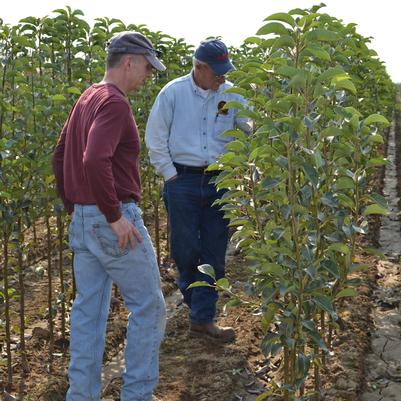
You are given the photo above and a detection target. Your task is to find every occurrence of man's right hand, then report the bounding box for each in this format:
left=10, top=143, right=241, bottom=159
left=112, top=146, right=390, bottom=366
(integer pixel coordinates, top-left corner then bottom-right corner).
left=110, top=216, right=142, bottom=250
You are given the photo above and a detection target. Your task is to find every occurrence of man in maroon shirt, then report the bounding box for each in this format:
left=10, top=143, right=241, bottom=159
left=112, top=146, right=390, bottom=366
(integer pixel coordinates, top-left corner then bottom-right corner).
left=53, top=32, right=166, bottom=401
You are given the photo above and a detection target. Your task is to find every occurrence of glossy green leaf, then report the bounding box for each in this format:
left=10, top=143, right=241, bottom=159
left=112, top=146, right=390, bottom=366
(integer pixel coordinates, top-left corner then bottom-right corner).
left=327, top=243, right=350, bottom=254
left=332, top=77, right=357, bottom=95
left=276, top=65, right=299, bottom=78
left=318, top=66, right=346, bottom=82
left=363, top=204, right=389, bottom=216
left=306, top=29, right=339, bottom=42
left=321, top=126, right=343, bottom=138
left=52, top=94, right=67, bottom=101
left=223, top=100, right=245, bottom=110
left=265, top=12, right=296, bottom=27
left=257, top=22, right=289, bottom=36
left=364, top=114, right=390, bottom=126
left=187, top=281, right=213, bottom=289
left=216, top=278, right=230, bottom=290
left=197, top=264, right=216, bottom=279
left=335, top=176, right=355, bottom=190
left=313, top=295, right=335, bottom=315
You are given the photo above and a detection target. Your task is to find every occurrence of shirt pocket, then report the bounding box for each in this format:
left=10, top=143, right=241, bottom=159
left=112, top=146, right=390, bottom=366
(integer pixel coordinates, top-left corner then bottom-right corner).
left=214, top=114, right=234, bottom=143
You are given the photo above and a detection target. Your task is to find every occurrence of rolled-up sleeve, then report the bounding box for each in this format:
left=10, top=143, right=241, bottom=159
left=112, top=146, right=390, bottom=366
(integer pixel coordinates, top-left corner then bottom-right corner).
left=235, top=96, right=253, bottom=135
left=145, top=91, right=177, bottom=181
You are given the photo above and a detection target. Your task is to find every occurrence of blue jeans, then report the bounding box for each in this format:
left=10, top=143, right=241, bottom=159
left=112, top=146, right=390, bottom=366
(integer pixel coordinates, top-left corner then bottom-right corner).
left=67, top=202, right=166, bottom=401
left=163, top=172, right=229, bottom=324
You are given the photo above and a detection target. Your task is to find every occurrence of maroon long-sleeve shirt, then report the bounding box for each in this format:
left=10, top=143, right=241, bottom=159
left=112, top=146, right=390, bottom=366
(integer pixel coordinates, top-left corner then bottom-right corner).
left=52, top=83, right=141, bottom=223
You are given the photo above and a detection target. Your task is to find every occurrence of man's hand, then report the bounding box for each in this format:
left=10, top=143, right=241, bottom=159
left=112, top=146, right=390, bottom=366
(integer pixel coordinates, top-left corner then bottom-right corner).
left=110, top=216, right=142, bottom=250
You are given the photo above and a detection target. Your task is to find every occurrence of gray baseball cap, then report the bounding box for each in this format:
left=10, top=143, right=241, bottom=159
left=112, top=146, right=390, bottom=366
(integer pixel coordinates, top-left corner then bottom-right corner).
left=107, top=31, right=166, bottom=72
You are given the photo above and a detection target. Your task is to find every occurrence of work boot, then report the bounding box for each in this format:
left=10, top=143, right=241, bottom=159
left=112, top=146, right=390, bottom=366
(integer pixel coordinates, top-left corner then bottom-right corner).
left=189, top=322, right=235, bottom=343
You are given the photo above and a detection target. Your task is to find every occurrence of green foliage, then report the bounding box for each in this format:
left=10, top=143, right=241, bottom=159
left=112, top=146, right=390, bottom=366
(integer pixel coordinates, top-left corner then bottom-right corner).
left=216, top=4, right=396, bottom=399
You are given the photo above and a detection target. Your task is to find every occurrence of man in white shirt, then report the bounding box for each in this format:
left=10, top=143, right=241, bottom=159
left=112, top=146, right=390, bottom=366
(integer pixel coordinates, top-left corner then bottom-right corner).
left=145, top=39, right=251, bottom=342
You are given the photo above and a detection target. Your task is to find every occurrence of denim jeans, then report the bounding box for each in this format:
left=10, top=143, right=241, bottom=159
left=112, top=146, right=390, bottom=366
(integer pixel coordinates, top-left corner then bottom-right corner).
left=163, top=172, right=229, bottom=324
left=67, top=202, right=166, bottom=401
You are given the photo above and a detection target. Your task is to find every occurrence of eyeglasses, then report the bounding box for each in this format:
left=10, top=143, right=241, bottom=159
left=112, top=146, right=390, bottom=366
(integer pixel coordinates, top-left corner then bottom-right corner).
left=213, top=73, right=225, bottom=80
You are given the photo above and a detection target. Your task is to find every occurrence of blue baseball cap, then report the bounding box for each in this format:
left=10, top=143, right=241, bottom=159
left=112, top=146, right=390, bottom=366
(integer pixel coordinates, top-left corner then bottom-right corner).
left=194, top=39, right=235, bottom=76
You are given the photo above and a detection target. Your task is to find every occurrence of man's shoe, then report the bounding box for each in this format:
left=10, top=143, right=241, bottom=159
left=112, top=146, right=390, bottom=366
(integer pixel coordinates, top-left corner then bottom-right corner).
left=189, top=322, right=235, bottom=343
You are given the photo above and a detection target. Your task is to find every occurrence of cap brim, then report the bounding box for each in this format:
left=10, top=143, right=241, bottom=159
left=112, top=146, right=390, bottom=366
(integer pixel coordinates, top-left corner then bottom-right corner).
left=210, top=60, right=235, bottom=76
left=145, top=54, right=166, bottom=72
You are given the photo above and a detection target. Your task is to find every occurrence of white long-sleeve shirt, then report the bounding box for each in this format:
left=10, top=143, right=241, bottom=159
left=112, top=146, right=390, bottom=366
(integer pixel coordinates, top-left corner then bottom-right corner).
left=145, top=72, right=252, bottom=181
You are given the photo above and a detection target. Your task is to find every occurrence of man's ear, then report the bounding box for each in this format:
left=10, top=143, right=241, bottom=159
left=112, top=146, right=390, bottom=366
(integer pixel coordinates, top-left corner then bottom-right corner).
left=124, top=54, right=134, bottom=69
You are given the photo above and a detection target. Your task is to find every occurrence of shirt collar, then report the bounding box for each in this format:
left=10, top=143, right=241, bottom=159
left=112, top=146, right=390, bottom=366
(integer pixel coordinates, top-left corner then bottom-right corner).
left=189, top=70, right=225, bottom=96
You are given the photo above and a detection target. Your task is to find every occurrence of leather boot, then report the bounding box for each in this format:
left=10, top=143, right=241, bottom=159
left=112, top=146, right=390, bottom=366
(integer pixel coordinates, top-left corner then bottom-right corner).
left=189, top=322, right=235, bottom=343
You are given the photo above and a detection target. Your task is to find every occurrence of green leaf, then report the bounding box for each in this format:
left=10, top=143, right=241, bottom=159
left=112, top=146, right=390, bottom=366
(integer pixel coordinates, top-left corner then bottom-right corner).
left=302, top=320, right=316, bottom=332
left=368, top=193, right=388, bottom=209
left=318, top=66, right=346, bottom=82
left=288, top=72, right=306, bottom=90
left=276, top=65, right=299, bottom=78
left=368, top=134, right=384, bottom=144
left=197, top=264, right=216, bottom=279
left=364, top=114, right=390, bottom=126
left=327, top=243, right=350, bottom=254
left=332, top=77, right=357, bottom=95
left=257, top=22, right=289, bottom=36
left=225, top=298, right=242, bottom=308
left=244, top=36, right=263, bottom=45
left=363, top=204, right=389, bottom=216
left=220, top=128, right=247, bottom=140
left=67, top=86, right=82, bottom=95
left=261, top=177, right=282, bottom=190
left=306, top=29, right=339, bottom=42
left=52, top=94, right=67, bottom=102
left=216, top=278, right=230, bottom=290
left=367, top=157, right=390, bottom=167
left=309, top=330, right=329, bottom=352
left=261, top=263, right=285, bottom=277
left=343, top=107, right=363, bottom=117
left=321, top=260, right=341, bottom=279
left=302, top=163, right=319, bottom=187
left=236, top=109, right=260, bottom=120
left=225, top=140, right=246, bottom=153
left=187, top=281, right=213, bottom=289
left=313, top=295, right=335, bottom=315
left=224, top=87, right=248, bottom=97
left=321, top=126, right=343, bottom=138
left=264, top=13, right=296, bottom=28
left=223, top=100, right=245, bottom=110
left=301, top=45, right=331, bottom=61
left=272, top=35, right=295, bottom=50
left=255, top=393, right=271, bottom=401
left=296, top=353, right=311, bottom=378
left=12, top=35, right=35, bottom=48
left=335, top=176, right=355, bottom=190
left=335, top=288, right=358, bottom=299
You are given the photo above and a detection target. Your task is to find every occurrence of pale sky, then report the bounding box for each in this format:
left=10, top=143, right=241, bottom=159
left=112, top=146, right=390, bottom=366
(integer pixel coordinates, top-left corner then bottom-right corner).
left=2, top=0, right=400, bottom=82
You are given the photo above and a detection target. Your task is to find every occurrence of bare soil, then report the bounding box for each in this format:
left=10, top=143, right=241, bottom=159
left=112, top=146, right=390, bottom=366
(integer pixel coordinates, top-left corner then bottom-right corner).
left=1, top=243, right=381, bottom=401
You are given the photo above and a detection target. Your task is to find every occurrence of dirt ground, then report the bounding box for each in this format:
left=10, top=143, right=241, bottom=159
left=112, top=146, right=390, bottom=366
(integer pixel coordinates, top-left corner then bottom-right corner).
left=1, top=242, right=381, bottom=401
